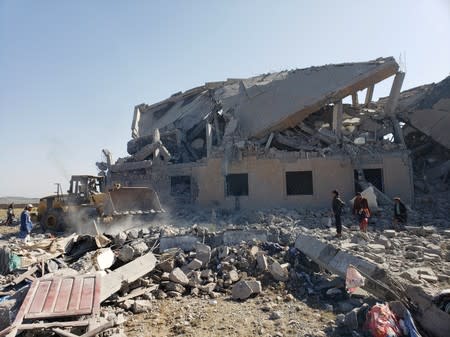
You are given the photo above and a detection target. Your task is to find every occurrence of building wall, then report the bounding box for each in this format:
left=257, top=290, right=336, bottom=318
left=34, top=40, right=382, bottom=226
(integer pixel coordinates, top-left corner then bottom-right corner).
left=117, top=151, right=413, bottom=210
left=382, top=152, right=413, bottom=205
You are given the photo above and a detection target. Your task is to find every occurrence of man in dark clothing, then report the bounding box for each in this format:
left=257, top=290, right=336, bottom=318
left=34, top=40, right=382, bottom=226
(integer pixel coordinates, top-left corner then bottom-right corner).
left=332, top=190, right=345, bottom=237
left=393, top=197, right=407, bottom=230
left=6, top=203, right=15, bottom=225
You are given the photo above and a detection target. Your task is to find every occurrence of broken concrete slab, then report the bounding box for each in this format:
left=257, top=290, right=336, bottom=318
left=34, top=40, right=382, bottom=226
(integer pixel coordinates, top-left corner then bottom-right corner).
left=100, top=252, right=157, bottom=302
left=159, top=235, right=199, bottom=252
left=194, top=243, right=211, bottom=267
left=222, top=230, right=268, bottom=245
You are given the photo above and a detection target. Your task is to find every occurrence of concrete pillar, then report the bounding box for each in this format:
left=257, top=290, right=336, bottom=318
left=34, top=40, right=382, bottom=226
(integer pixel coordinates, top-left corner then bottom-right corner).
left=213, top=114, right=222, bottom=144
left=364, top=84, right=375, bottom=106
left=332, top=100, right=343, bottom=141
left=384, top=72, right=405, bottom=116
left=206, top=123, right=213, bottom=157
left=131, top=107, right=141, bottom=139
left=264, top=132, right=274, bottom=153
left=351, top=93, right=359, bottom=107
left=153, top=128, right=160, bottom=142
left=384, top=72, right=406, bottom=145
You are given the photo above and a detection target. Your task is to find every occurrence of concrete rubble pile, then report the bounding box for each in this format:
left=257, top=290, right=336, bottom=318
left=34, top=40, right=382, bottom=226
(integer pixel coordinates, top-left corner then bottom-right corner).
left=0, top=204, right=449, bottom=336
left=0, top=223, right=303, bottom=337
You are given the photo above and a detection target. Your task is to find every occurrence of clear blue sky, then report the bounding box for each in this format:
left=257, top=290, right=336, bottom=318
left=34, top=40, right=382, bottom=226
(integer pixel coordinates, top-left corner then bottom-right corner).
left=1, top=0, right=449, bottom=197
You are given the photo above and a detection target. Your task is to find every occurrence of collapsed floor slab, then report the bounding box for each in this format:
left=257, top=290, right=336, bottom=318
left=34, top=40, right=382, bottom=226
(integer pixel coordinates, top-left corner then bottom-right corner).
left=294, top=233, right=450, bottom=337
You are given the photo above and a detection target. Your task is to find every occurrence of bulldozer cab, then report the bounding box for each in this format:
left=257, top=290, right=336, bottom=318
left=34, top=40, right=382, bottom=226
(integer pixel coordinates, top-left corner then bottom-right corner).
left=68, top=175, right=105, bottom=204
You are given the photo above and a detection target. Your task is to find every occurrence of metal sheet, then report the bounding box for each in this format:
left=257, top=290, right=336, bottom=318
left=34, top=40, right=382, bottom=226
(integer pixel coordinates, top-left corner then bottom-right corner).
left=20, top=274, right=100, bottom=320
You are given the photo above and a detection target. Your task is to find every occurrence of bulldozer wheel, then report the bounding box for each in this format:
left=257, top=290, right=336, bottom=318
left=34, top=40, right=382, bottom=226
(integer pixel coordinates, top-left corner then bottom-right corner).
left=40, top=210, right=64, bottom=232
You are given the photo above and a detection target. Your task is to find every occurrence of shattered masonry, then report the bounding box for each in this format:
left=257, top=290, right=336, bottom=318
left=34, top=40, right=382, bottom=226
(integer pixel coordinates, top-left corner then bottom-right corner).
left=96, top=57, right=447, bottom=210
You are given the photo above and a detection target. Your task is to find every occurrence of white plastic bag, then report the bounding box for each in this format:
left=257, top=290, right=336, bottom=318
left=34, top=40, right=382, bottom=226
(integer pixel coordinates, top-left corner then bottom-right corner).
left=346, top=266, right=365, bottom=293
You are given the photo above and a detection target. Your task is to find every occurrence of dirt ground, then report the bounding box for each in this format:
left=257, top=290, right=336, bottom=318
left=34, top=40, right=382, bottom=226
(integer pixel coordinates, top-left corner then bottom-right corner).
left=0, top=208, right=22, bottom=237
left=124, top=288, right=336, bottom=337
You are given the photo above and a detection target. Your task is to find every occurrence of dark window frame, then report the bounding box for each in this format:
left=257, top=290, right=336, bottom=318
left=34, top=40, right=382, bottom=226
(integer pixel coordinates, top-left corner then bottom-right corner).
left=354, top=168, right=384, bottom=193
left=225, top=173, right=249, bottom=197
left=170, top=175, right=191, bottom=197
left=285, top=171, right=314, bottom=195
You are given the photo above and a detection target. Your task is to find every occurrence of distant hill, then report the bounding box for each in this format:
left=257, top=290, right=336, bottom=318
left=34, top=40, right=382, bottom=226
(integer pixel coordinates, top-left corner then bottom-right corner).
left=0, top=196, right=40, bottom=205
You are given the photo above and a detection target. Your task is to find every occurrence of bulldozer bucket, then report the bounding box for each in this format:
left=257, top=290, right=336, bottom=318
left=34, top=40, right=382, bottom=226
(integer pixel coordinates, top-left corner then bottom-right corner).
left=103, top=187, right=163, bottom=216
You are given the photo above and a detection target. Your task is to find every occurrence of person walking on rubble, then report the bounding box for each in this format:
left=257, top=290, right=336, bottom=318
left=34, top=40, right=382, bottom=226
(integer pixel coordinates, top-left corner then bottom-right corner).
left=393, top=197, right=407, bottom=230
left=353, top=192, right=363, bottom=224
left=358, top=197, right=370, bottom=232
left=19, top=204, right=33, bottom=242
left=5, top=203, right=15, bottom=225
left=331, top=190, right=345, bottom=238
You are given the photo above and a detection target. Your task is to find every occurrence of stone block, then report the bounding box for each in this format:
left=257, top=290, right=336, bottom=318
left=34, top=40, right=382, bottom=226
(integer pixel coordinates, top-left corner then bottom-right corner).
left=256, top=252, right=268, bottom=272
left=118, top=245, right=135, bottom=263
left=231, top=280, right=261, bottom=300
left=132, top=300, right=152, bottom=314
left=169, top=267, right=189, bottom=285
left=187, top=258, right=203, bottom=271
left=159, top=235, right=199, bottom=252
left=195, top=243, right=211, bottom=266
left=269, top=261, right=288, bottom=282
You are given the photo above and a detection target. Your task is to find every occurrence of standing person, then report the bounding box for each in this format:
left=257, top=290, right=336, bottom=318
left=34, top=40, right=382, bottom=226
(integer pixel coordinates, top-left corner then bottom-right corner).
left=353, top=192, right=363, bottom=223
left=331, top=190, right=345, bottom=238
left=20, top=204, right=33, bottom=242
left=358, top=198, right=371, bottom=232
left=393, top=197, right=407, bottom=230
left=6, top=203, right=15, bottom=225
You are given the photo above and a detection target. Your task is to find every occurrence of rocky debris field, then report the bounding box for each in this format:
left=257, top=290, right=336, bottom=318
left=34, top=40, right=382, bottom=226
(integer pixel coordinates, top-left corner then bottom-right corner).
left=0, top=198, right=449, bottom=336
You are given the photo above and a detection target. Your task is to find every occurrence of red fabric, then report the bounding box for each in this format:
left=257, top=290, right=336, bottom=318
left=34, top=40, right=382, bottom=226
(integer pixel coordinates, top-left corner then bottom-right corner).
left=365, top=304, right=402, bottom=337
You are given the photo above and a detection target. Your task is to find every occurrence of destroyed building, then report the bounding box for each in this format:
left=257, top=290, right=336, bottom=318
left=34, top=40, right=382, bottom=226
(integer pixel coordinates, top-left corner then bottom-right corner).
left=98, top=57, right=415, bottom=209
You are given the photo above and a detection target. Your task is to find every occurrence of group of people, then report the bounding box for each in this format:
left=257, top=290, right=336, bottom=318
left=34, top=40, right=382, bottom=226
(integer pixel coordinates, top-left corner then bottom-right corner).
left=331, top=190, right=407, bottom=238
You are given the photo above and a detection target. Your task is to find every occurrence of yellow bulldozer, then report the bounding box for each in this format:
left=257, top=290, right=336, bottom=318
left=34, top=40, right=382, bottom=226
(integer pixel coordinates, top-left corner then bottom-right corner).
left=37, top=175, right=163, bottom=232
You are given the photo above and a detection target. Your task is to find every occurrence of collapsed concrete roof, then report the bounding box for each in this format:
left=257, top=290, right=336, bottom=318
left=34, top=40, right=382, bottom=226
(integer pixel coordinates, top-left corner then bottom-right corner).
left=388, top=76, right=450, bottom=149
left=132, top=57, right=399, bottom=141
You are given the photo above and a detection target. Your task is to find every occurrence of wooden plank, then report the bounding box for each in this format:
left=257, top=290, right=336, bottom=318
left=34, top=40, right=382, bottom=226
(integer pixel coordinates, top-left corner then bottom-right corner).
left=19, top=321, right=88, bottom=330
left=42, top=278, right=61, bottom=313
left=52, top=328, right=79, bottom=337
left=28, top=280, right=51, bottom=313
left=66, top=277, right=82, bottom=312
left=12, top=281, right=39, bottom=324
left=81, top=320, right=114, bottom=337
left=100, top=252, right=156, bottom=302
left=56, top=278, right=75, bottom=313
left=12, top=266, right=38, bottom=286
left=79, top=277, right=95, bottom=310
